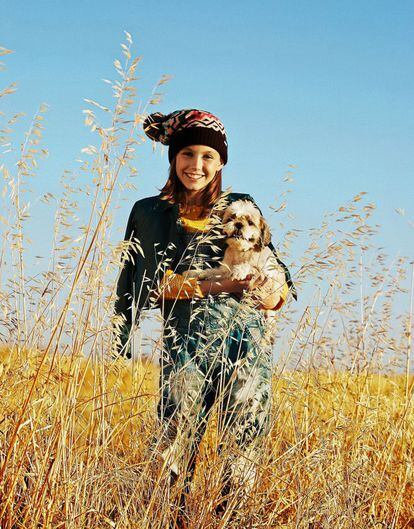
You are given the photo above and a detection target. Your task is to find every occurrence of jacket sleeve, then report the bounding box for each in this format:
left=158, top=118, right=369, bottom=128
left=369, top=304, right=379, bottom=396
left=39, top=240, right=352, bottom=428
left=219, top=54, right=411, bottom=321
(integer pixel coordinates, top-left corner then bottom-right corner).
left=157, top=269, right=205, bottom=300
left=245, top=194, right=297, bottom=303
left=113, top=201, right=142, bottom=356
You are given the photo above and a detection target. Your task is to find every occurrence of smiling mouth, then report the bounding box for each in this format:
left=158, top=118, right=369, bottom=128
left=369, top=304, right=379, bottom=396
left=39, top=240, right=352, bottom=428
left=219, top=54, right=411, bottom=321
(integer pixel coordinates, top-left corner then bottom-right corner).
left=185, top=173, right=204, bottom=180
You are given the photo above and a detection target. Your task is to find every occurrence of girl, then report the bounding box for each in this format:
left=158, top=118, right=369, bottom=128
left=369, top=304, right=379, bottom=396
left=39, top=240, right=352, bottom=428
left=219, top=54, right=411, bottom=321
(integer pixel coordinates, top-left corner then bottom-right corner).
left=114, top=109, right=295, bottom=517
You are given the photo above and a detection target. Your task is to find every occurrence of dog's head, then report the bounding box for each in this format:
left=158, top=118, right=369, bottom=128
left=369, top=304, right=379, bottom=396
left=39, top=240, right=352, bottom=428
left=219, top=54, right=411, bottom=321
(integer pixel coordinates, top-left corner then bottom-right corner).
left=222, top=199, right=271, bottom=251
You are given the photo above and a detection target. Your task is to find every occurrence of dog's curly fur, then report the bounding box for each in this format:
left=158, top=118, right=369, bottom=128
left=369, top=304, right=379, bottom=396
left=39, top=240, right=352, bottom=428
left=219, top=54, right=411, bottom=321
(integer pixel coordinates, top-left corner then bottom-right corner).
left=185, top=199, right=285, bottom=294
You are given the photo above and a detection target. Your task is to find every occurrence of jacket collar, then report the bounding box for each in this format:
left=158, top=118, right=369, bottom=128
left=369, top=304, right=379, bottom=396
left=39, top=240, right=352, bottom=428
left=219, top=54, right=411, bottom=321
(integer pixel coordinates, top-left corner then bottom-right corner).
left=154, top=190, right=241, bottom=212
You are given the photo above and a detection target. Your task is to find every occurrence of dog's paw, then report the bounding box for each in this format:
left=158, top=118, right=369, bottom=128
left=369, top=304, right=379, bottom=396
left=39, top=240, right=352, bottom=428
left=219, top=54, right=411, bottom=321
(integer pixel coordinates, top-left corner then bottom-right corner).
left=183, top=269, right=218, bottom=281
left=182, top=269, right=201, bottom=279
left=195, top=265, right=232, bottom=282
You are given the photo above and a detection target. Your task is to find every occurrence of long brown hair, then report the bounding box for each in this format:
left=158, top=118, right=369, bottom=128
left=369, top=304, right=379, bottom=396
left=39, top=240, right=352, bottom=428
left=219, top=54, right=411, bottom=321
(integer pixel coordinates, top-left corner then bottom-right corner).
left=159, top=156, right=223, bottom=218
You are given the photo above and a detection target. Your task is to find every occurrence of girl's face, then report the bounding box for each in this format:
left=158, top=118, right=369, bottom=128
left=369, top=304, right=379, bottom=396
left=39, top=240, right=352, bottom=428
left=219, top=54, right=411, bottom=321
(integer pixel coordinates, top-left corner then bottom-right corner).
left=175, top=145, right=224, bottom=195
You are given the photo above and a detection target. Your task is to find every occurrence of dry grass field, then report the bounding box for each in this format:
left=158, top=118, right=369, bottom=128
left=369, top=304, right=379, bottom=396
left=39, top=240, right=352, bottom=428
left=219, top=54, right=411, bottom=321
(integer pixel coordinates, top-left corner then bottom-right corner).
left=0, top=347, right=413, bottom=528
left=1, top=37, right=413, bottom=528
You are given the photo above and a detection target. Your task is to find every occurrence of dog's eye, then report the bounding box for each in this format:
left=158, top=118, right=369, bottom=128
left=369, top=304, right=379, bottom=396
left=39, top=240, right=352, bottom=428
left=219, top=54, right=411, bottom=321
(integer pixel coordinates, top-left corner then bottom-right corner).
left=248, top=220, right=254, bottom=226
left=228, top=214, right=236, bottom=221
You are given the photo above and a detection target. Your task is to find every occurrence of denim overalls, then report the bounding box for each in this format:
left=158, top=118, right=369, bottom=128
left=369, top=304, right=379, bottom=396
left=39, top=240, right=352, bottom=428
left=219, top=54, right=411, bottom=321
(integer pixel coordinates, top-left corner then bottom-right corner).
left=157, top=214, right=272, bottom=489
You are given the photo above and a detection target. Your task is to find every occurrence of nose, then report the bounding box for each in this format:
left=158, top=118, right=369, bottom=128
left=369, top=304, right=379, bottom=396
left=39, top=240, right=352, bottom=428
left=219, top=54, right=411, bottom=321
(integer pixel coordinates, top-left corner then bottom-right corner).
left=190, top=155, right=203, bottom=171
left=235, top=221, right=243, bottom=229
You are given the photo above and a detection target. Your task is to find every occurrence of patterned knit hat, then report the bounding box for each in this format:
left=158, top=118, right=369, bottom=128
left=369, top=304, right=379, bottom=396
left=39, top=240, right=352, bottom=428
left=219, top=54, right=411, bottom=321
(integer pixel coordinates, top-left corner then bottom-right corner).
left=143, top=109, right=228, bottom=164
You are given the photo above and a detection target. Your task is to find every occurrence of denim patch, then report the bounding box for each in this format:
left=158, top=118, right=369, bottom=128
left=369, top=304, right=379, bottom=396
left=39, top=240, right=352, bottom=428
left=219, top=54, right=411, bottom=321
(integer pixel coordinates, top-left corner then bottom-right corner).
left=157, top=295, right=272, bottom=484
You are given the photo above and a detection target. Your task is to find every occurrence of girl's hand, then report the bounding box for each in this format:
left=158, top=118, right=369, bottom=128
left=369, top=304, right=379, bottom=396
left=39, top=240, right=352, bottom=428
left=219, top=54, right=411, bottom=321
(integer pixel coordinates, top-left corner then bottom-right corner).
left=226, top=274, right=282, bottom=309
left=231, top=274, right=268, bottom=294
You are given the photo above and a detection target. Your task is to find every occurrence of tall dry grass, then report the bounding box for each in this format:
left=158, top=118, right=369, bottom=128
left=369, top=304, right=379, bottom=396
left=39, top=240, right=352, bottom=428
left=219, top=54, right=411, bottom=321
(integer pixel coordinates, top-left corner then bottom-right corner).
left=0, top=37, right=413, bottom=528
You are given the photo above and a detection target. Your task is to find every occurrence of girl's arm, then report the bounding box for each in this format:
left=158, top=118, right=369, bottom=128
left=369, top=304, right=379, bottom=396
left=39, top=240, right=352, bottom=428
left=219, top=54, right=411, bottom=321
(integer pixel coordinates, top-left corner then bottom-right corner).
left=199, top=275, right=289, bottom=310
left=197, top=278, right=251, bottom=297
left=157, top=271, right=288, bottom=309
left=248, top=276, right=289, bottom=310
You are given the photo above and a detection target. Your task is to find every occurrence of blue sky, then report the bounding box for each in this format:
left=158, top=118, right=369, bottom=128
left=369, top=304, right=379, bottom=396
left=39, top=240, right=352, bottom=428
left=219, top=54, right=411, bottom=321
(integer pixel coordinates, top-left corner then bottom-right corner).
left=2, top=0, right=414, bottom=267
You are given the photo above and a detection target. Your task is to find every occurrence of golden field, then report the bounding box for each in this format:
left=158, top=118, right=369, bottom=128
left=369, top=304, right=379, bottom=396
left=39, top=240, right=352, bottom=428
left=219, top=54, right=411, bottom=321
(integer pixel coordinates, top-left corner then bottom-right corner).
left=1, top=346, right=413, bottom=528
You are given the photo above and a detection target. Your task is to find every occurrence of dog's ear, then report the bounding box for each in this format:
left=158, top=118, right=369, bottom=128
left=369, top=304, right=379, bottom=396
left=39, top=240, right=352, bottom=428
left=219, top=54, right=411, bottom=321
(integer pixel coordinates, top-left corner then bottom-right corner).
left=260, top=218, right=272, bottom=247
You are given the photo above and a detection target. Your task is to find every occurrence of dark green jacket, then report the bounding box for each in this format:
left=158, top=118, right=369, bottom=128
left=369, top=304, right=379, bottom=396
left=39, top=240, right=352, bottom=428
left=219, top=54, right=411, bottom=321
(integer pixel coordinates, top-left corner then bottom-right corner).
left=114, top=192, right=296, bottom=351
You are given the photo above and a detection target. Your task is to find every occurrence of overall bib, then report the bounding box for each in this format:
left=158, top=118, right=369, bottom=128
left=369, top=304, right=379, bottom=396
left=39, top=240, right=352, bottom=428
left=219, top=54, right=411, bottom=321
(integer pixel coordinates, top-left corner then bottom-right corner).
left=157, top=216, right=272, bottom=492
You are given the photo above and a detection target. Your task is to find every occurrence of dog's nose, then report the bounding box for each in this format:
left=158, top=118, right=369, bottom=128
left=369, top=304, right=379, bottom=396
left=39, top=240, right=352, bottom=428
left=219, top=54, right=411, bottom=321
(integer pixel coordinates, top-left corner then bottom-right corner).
left=235, top=222, right=243, bottom=229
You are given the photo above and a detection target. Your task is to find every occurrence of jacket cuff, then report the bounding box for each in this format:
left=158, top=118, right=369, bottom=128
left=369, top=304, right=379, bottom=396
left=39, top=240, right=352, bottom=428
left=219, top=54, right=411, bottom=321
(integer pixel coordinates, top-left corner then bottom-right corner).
left=268, top=282, right=290, bottom=311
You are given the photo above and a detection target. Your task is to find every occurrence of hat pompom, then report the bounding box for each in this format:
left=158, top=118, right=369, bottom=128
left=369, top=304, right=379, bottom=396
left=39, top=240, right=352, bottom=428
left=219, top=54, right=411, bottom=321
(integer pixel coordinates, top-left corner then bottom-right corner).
left=143, top=112, right=167, bottom=143
left=142, top=108, right=228, bottom=163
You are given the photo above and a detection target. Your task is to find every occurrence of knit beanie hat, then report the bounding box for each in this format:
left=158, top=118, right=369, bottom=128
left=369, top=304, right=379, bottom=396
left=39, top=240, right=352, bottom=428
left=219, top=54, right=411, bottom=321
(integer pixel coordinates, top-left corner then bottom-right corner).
left=143, top=109, right=228, bottom=164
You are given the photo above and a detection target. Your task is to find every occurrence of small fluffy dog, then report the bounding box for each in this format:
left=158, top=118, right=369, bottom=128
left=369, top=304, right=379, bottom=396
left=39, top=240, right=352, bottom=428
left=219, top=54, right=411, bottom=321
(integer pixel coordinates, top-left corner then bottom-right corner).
left=184, top=199, right=286, bottom=299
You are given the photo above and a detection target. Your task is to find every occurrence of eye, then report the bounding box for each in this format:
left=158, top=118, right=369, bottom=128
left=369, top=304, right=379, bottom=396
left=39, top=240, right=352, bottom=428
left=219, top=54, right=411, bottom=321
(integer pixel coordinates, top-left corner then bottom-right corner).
left=248, top=219, right=254, bottom=226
